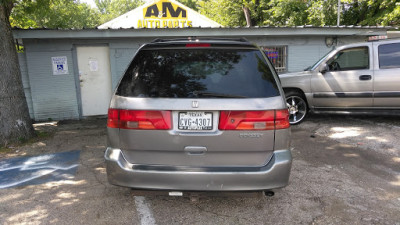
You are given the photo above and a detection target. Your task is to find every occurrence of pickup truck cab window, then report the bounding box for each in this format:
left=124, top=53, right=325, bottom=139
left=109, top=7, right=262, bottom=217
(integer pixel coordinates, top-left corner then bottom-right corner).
left=379, top=43, right=400, bottom=69
left=326, top=47, right=369, bottom=71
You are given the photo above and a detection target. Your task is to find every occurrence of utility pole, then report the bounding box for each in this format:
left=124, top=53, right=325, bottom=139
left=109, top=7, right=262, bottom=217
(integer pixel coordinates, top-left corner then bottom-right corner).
left=337, top=0, right=341, bottom=26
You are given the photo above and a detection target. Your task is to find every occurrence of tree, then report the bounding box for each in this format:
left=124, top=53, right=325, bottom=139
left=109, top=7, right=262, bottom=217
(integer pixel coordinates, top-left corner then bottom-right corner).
left=95, top=0, right=143, bottom=24
left=307, top=0, right=338, bottom=26
left=0, top=0, right=35, bottom=147
left=198, top=0, right=265, bottom=27
left=342, top=0, right=400, bottom=26
left=10, top=0, right=100, bottom=29
left=196, top=0, right=400, bottom=27
left=263, top=0, right=309, bottom=26
left=198, top=0, right=245, bottom=26
left=176, top=0, right=200, bottom=11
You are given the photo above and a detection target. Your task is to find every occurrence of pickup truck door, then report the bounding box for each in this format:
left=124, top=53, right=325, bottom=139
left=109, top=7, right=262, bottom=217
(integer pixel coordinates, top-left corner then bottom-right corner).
left=311, top=45, right=373, bottom=108
left=373, top=41, right=400, bottom=107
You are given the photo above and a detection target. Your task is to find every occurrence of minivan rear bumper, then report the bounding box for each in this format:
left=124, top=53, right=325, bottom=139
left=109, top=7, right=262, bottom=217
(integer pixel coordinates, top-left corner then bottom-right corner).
left=104, top=148, right=292, bottom=191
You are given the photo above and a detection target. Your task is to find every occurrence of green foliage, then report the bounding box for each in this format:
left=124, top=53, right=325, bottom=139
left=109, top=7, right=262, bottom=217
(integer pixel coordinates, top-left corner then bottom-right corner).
left=176, top=0, right=200, bottom=11
left=196, top=0, right=400, bottom=27
left=198, top=0, right=244, bottom=26
left=342, top=0, right=400, bottom=26
left=7, top=0, right=400, bottom=29
left=0, top=130, right=52, bottom=152
left=0, top=146, right=13, bottom=154
left=307, top=0, right=338, bottom=26
left=263, top=0, right=308, bottom=26
left=36, top=130, right=51, bottom=138
left=9, top=0, right=146, bottom=28
left=10, top=0, right=100, bottom=28
left=197, top=0, right=265, bottom=27
left=196, top=0, right=337, bottom=27
left=95, top=0, right=143, bottom=24
left=18, top=137, right=27, bottom=143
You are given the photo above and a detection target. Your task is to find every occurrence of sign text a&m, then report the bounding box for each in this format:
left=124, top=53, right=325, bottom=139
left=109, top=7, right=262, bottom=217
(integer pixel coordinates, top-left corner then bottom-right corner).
left=138, top=0, right=192, bottom=28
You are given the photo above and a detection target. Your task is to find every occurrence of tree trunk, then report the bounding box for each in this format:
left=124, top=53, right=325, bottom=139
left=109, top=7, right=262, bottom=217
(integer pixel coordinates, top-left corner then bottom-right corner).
left=243, top=6, right=252, bottom=27
left=0, top=2, right=35, bottom=147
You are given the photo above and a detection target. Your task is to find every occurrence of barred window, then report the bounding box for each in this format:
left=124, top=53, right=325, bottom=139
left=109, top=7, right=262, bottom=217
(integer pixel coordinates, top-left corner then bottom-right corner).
left=261, top=46, right=288, bottom=73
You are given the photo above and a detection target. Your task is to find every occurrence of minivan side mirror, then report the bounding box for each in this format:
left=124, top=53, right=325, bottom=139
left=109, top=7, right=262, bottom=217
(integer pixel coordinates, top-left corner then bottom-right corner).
left=320, top=63, right=329, bottom=74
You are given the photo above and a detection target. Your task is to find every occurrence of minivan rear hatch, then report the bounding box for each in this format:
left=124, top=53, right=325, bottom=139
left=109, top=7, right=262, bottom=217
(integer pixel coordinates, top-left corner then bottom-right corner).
left=109, top=44, right=288, bottom=167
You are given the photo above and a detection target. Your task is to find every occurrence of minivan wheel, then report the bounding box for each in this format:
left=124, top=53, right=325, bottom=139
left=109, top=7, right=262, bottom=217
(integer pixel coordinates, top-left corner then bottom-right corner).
left=285, top=91, right=308, bottom=125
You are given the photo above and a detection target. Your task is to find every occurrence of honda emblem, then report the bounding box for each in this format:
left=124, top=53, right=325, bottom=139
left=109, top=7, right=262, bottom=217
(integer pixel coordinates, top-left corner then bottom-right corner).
left=192, top=101, right=199, bottom=108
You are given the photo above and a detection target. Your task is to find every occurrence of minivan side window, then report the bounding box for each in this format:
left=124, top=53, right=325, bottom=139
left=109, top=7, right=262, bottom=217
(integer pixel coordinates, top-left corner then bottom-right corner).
left=326, top=47, right=369, bottom=71
left=378, top=43, right=400, bottom=69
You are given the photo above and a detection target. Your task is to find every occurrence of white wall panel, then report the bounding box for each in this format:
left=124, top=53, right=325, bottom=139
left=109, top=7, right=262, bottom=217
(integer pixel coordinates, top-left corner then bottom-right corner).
left=18, top=53, right=34, bottom=119
left=25, top=50, right=79, bottom=121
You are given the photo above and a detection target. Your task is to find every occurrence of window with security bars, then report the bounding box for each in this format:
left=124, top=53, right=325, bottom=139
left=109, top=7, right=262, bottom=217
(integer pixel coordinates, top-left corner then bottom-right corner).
left=261, top=46, right=288, bottom=73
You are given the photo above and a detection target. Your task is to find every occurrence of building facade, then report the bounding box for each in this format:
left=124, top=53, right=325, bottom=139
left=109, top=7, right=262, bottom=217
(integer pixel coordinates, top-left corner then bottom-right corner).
left=13, top=26, right=389, bottom=121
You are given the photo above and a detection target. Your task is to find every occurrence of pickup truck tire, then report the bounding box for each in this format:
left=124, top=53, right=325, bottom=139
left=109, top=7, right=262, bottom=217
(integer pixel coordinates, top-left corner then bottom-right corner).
left=285, top=91, right=308, bottom=125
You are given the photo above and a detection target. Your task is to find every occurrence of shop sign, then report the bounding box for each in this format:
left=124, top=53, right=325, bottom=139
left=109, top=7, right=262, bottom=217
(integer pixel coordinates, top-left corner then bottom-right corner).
left=137, top=0, right=192, bottom=28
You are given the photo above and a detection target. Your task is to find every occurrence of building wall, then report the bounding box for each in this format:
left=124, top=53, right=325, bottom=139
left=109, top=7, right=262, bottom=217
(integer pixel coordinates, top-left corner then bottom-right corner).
left=106, top=36, right=350, bottom=87
left=20, top=34, right=369, bottom=121
left=18, top=53, right=34, bottom=119
left=109, top=40, right=146, bottom=90
left=250, top=36, right=326, bottom=72
left=251, top=36, right=366, bottom=73
left=22, top=38, right=140, bottom=121
left=23, top=39, right=79, bottom=121
left=107, top=36, right=370, bottom=91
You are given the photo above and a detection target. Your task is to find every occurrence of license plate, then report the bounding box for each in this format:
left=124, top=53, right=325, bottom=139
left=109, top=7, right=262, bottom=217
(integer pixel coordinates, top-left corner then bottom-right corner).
left=178, top=112, right=213, bottom=130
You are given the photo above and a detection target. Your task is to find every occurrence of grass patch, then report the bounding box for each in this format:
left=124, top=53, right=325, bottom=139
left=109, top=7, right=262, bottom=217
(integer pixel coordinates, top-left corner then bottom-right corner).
left=27, top=130, right=54, bottom=144
left=0, top=146, right=14, bottom=154
left=36, top=131, right=52, bottom=138
left=0, top=130, right=54, bottom=153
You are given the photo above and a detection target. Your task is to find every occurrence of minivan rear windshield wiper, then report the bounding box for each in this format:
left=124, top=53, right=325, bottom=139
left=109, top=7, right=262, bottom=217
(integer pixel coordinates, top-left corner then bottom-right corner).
left=192, top=91, right=246, bottom=98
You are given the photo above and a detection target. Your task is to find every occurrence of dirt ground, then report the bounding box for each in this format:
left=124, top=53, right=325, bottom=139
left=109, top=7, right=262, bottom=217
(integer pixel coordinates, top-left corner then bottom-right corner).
left=0, top=115, right=399, bottom=225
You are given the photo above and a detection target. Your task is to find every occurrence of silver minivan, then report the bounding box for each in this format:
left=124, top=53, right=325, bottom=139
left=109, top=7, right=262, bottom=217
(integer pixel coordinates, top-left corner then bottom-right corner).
left=280, top=39, right=400, bottom=124
left=105, top=38, right=291, bottom=192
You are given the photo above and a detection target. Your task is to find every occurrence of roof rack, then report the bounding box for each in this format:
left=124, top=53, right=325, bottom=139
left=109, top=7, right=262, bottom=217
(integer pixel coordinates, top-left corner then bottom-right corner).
left=151, top=37, right=249, bottom=43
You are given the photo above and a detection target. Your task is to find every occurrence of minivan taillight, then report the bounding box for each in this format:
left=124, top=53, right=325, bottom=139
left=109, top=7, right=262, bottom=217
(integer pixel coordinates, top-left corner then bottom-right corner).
left=107, top=109, right=171, bottom=130
left=107, top=109, right=120, bottom=128
left=218, top=110, right=290, bottom=130
left=275, top=109, right=291, bottom=130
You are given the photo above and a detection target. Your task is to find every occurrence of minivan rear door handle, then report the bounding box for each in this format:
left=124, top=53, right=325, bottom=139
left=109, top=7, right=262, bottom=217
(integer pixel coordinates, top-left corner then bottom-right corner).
left=184, top=146, right=207, bottom=155
left=359, top=75, right=372, bottom=81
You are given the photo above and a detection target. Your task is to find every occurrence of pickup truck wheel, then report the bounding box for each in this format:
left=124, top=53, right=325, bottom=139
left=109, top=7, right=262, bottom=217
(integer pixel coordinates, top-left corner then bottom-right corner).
left=285, top=91, right=308, bottom=125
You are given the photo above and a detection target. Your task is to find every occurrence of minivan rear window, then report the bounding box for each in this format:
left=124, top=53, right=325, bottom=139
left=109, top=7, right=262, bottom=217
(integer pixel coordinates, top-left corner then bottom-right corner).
left=116, top=48, right=280, bottom=98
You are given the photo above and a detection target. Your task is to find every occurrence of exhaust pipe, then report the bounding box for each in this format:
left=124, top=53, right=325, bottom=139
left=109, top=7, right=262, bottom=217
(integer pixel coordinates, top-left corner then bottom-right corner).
left=264, top=190, right=275, bottom=197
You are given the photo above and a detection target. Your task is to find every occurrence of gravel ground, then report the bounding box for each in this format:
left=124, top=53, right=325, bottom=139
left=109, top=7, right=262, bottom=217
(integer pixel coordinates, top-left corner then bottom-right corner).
left=300, top=114, right=400, bottom=157
left=0, top=115, right=399, bottom=225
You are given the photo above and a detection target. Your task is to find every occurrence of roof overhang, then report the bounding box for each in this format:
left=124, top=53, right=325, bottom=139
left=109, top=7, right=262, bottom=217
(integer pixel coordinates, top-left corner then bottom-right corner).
left=13, top=26, right=391, bottom=40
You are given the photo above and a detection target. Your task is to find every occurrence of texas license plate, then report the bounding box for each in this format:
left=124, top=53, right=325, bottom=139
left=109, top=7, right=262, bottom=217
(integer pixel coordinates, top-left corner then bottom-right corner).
left=178, top=112, right=213, bottom=130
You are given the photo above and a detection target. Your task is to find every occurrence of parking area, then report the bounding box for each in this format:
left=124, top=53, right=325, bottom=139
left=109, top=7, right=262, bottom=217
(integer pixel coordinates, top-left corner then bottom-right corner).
left=0, top=115, right=399, bottom=225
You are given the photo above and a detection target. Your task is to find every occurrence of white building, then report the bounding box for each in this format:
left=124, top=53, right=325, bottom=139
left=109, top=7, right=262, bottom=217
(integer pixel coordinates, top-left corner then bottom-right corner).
left=13, top=0, right=390, bottom=121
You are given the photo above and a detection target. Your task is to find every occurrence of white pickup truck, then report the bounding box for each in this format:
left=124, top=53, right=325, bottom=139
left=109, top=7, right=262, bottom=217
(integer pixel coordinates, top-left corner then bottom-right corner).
left=279, top=38, right=400, bottom=124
